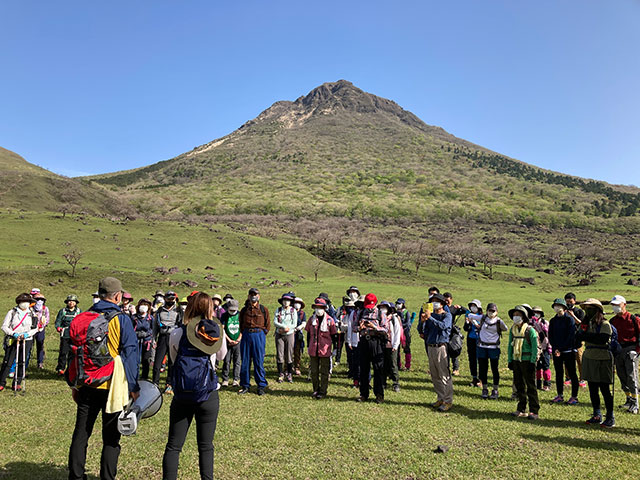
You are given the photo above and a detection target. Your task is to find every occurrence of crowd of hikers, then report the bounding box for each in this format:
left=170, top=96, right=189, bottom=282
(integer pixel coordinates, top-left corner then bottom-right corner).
left=1, top=278, right=638, bottom=479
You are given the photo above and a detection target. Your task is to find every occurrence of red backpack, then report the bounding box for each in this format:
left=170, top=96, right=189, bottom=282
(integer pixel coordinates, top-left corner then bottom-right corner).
left=66, top=310, right=120, bottom=388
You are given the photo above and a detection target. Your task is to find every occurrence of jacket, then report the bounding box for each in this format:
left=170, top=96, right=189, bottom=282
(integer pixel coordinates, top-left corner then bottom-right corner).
left=610, top=311, right=640, bottom=351
left=305, top=313, right=337, bottom=357
left=548, top=313, right=576, bottom=353
left=2, top=307, right=38, bottom=338
left=420, top=311, right=452, bottom=345
left=55, top=306, right=82, bottom=339
left=273, top=306, right=297, bottom=336
left=133, top=313, right=153, bottom=341
left=470, top=314, right=507, bottom=349
left=508, top=323, right=538, bottom=363
left=153, top=304, right=183, bottom=338
left=240, top=301, right=270, bottom=333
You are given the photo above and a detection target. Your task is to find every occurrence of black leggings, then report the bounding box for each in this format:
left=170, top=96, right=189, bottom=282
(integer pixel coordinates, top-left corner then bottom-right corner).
left=588, top=381, right=613, bottom=417
left=553, top=352, right=579, bottom=398
left=467, top=337, right=478, bottom=379
left=478, top=357, right=500, bottom=387
left=162, top=391, right=220, bottom=480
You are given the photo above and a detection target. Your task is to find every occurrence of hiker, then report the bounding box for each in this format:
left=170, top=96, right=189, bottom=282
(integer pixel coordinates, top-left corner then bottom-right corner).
left=346, top=295, right=364, bottom=388
left=531, top=306, right=552, bottom=392
left=548, top=298, right=579, bottom=405
left=152, top=291, right=165, bottom=314
left=54, top=294, right=82, bottom=375
left=222, top=293, right=234, bottom=312
left=463, top=299, right=482, bottom=386
left=419, top=293, right=454, bottom=412
left=292, top=297, right=307, bottom=376
left=305, top=297, right=338, bottom=399
left=609, top=295, right=640, bottom=414
left=178, top=296, right=188, bottom=315
left=356, top=293, right=389, bottom=403
left=152, top=290, right=183, bottom=392
left=578, top=298, right=615, bottom=427
left=395, top=298, right=413, bottom=371
left=30, top=288, right=50, bottom=370
left=381, top=301, right=401, bottom=392
left=162, top=292, right=226, bottom=480
left=212, top=294, right=225, bottom=319
left=469, top=303, right=507, bottom=399
left=333, top=296, right=350, bottom=366
left=67, top=277, right=140, bottom=480
left=444, top=293, right=465, bottom=376
left=0, top=293, right=38, bottom=391
left=507, top=305, right=540, bottom=420
left=418, top=287, right=445, bottom=352
left=91, top=291, right=100, bottom=305
left=220, top=299, right=242, bottom=387
left=273, top=292, right=298, bottom=383
left=565, top=292, right=587, bottom=388
left=238, top=288, right=270, bottom=395
left=133, top=298, right=154, bottom=381
left=121, top=292, right=133, bottom=313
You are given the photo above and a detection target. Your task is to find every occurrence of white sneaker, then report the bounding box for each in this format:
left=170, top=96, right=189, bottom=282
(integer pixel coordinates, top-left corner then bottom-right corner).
left=221, top=380, right=229, bottom=387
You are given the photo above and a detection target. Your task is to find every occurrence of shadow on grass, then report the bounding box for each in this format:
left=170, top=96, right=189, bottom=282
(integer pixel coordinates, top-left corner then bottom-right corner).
left=0, top=462, right=95, bottom=480
left=522, top=433, right=640, bottom=452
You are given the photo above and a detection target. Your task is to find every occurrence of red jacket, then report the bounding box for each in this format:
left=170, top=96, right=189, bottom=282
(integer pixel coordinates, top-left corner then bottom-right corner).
left=610, top=311, right=640, bottom=352
left=305, top=314, right=337, bottom=357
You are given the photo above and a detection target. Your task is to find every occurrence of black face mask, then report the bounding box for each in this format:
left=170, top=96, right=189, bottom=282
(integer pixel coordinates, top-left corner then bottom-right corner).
left=165, top=300, right=175, bottom=307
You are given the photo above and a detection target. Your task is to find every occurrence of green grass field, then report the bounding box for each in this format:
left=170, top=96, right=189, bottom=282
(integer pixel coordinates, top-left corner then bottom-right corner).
left=1, top=212, right=639, bottom=479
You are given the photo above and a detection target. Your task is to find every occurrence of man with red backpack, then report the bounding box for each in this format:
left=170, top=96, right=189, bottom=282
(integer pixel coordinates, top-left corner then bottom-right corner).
left=67, top=277, right=140, bottom=480
left=609, top=295, right=640, bottom=414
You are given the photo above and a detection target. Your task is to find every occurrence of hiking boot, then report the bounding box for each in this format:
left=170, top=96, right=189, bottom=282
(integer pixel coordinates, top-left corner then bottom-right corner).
left=38, top=362, right=44, bottom=369
left=551, top=395, right=564, bottom=404
left=542, top=385, right=551, bottom=392
left=238, top=387, right=250, bottom=395
left=470, top=378, right=481, bottom=387
left=315, top=394, right=325, bottom=400
left=375, top=395, right=384, bottom=404
left=489, top=389, right=499, bottom=400
left=481, top=388, right=489, bottom=399
left=392, top=384, right=400, bottom=393
left=221, top=380, right=229, bottom=387
left=257, top=388, right=266, bottom=396
left=356, top=396, right=367, bottom=403
left=232, top=380, right=240, bottom=387
left=566, top=397, right=579, bottom=406
left=277, top=374, right=284, bottom=383
left=628, top=404, right=639, bottom=415
left=287, top=374, right=293, bottom=383
left=431, top=400, right=444, bottom=409
left=511, top=410, right=527, bottom=417
left=585, top=414, right=602, bottom=425
left=619, top=396, right=633, bottom=410
left=164, top=385, right=173, bottom=395
left=312, top=391, right=318, bottom=398
left=295, top=369, right=301, bottom=376
left=527, top=413, right=539, bottom=420
left=600, top=417, right=615, bottom=429
left=438, top=403, right=453, bottom=412
left=452, top=370, right=460, bottom=377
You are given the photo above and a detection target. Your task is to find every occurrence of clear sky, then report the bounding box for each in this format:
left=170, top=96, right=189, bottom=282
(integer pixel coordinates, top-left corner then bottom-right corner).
left=1, top=1, right=638, bottom=185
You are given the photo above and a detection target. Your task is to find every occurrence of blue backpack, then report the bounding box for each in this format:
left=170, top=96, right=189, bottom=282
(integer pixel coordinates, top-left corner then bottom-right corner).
left=609, top=324, right=622, bottom=357
left=172, top=327, right=216, bottom=402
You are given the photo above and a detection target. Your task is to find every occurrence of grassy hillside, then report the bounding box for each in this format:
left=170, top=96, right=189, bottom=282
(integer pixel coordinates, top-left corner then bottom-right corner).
left=87, top=81, right=640, bottom=230
left=0, top=212, right=640, bottom=479
left=0, top=147, right=134, bottom=216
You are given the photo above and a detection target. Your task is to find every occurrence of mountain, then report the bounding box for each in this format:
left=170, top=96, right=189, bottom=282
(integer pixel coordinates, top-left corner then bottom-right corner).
left=0, top=146, right=133, bottom=216
left=86, top=80, right=639, bottom=227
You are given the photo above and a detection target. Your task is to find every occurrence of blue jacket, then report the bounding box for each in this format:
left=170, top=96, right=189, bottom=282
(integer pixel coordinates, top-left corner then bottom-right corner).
left=548, top=313, right=576, bottom=353
left=133, top=313, right=153, bottom=341
left=420, top=311, right=452, bottom=345
left=90, top=300, right=140, bottom=393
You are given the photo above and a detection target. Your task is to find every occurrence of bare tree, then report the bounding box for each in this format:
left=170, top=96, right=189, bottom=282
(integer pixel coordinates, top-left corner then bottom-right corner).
left=62, top=248, right=84, bottom=277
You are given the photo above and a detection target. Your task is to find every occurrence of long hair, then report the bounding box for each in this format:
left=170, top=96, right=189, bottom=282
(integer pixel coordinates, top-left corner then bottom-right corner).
left=184, top=292, right=214, bottom=325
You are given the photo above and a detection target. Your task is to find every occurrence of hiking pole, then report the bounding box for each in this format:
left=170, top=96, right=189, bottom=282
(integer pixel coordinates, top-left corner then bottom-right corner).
left=22, top=336, right=26, bottom=395
left=13, top=338, right=20, bottom=397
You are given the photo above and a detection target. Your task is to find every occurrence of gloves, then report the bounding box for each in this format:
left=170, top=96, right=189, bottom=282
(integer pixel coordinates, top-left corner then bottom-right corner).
left=56, top=327, right=63, bottom=333
left=13, top=333, right=20, bottom=339
left=508, top=362, right=513, bottom=370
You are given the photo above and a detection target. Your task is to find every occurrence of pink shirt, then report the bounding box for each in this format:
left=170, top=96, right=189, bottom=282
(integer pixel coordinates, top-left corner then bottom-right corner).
left=305, top=314, right=337, bottom=357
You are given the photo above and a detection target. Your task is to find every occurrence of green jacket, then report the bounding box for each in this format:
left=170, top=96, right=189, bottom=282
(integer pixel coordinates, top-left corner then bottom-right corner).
left=55, top=307, right=81, bottom=338
left=508, top=323, right=538, bottom=363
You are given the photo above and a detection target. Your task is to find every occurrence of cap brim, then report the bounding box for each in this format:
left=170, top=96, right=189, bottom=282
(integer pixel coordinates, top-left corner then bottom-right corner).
left=186, top=318, right=223, bottom=355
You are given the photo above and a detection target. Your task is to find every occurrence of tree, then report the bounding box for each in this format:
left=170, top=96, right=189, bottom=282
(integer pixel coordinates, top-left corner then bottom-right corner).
left=62, top=248, right=83, bottom=277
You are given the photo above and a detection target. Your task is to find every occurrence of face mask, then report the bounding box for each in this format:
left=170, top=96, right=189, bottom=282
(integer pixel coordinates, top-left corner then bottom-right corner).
left=612, top=305, right=622, bottom=314
left=513, top=315, right=523, bottom=325
left=181, top=305, right=187, bottom=313
left=349, top=292, right=358, bottom=301
left=93, top=298, right=100, bottom=304
left=380, top=308, right=388, bottom=315
left=138, top=305, right=149, bottom=314
left=250, top=295, right=259, bottom=303
left=36, top=299, right=44, bottom=307
left=294, top=303, right=301, bottom=311
left=18, top=302, right=30, bottom=310
left=432, top=302, right=442, bottom=310
left=315, top=308, right=325, bottom=316
left=470, top=305, right=478, bottom=314
left=553, top=306, right=564, bottom=314
left=228, top=309, right=238, bottom=315
left=282, top=300, right=291, bottom=308
left=165, top=300, right=175, bottom=307
left=395, top=303, right=403, bottom=310
left=487, top=311, right=497, bottom=318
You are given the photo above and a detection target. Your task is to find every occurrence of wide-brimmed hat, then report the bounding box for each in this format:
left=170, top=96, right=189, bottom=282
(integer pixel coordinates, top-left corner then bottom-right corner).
left=468, top=299, right=482, bottom=310
left=165, top=291, right=177, bottom=299
left=552, top=298, right=567, bottom=309
left=486, top=303, right=498, bottom=312
left=396, top=298, right=406, bottom=307
left=212, top=294, right=223, bottom=303
left=431, top=293, right=447, bottom=305
left=363, top=293, right=377, bottom=309
left=15, top=293, right=33, bottom=305
left=65, top=294, right=79, bottom=304
left=378, top=301, right=395, bottom=313
left=312, top=297, right=329, bottom=309
left=178, top=297, right=189, bottom=305
left=508, top=305, right=530, bottom=321
left=138, top=297, right=152, bottom=306
left=226, top=299, right=240, bottom=312
left=186, top=317, right=223, bottom=355
left=581, top=298, right=604, bottom=313
left=532, top=306, right=544, bottom=316
left=122, top=292, right=133, bottom=301
left=278, top=293, right=295, bottom=305
left=520, top=303, right=535, bottom=318
left=223, top=293, right=234, bottom=301
left=32, top=292, right=46, bottom=301
left=346, top=286, right=360, bottom=295
left=154, top=290, right=165, bottom=298
left=294, top=297, right=305, bottom=309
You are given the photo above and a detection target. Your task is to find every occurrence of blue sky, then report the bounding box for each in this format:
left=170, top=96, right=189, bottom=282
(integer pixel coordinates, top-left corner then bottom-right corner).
left=1, top=1, right=639, bottom=186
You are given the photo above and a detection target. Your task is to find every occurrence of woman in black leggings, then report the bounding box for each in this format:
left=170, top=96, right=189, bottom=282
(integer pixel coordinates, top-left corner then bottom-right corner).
left=471, top=303, right=507, bottom=399
left=576, top=298, right=615, bottom=428
left=163, top=292, right=226, bottom=480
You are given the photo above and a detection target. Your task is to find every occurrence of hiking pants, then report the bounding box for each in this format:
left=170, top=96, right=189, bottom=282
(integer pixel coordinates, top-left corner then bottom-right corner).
left=615, top=346, right=639, bottom=395
left=588, top=381, right=614, bottom=417
left=358, top=337, right=384, bottom=400
left=35, top=330, right=46, bottom=365
left=153, top=332, right=172, bottom=385
left=222, top=343, right=241, bottom=382
left=332, top=332, right=345, bottom=363
left=293, top=333, right=304, bottom=371
left=384, top=347, right=399, bottom=387
left=403, top=329, right=412, bottom=354
left=513, top=360, right=539, bottom=414
left=56, top=336, right=72, bottom=372
left=309, top=355, right=331, bottom=395
left=275, top=333, right=294, bottom=366
left=139, top=339, right=153, bottom=381
left=347, top=344, right=360, bottom=381
left=554, top=351, right=579, bottom=398
left=68, top=387, right=121, bottom=480
left=477, top=347, right=501, bottom=387
left=240, top=330, right=267, bottom=389
left=0, top=338, right=32, bottom=387
left=428, top=344, right=453, bottom=404
left=162, top=391, right=219, bottom=480
left=467, top=336, right=478, bottom=379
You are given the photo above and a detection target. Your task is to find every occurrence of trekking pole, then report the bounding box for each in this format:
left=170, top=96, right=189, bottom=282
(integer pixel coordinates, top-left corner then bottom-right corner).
left=22, top=336, right=26, bottom=395
left=13, top=338, right=20, bottom=397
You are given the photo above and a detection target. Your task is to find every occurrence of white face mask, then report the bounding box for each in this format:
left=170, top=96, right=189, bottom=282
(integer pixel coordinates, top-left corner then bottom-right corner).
left=349, top=292, right=358, bottom=301
left=553, top=306, right=564, bottom=314
left=395, top=303, right=403, bottom=310
left=470, top=305, right=478, bottom=314
left=228, top=309, right=238, bottom=315
left=612, top=305, right=623, bottom=314
left=513, top=315, right=523, bottom=325
left=487, top=311, right=497, bottom=318
left=432, top=302, right=442, bottom=310
left=380, top=308, right=388, bottom=315
left=294, top=303, right=301, bottom=311
left=18, top=302, right=30, bottom=310
left=282, top=300, right=291, bottom=308
left=93, top=297, right=100, bottom=304
left=315, top=308, right=325, bottom=316
left=138, top=305, right=149, bottom=314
